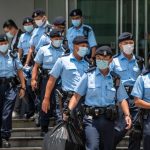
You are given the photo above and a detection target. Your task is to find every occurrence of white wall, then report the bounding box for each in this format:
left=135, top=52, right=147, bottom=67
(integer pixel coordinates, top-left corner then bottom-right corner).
left=0, top=0, right=34, bottom=33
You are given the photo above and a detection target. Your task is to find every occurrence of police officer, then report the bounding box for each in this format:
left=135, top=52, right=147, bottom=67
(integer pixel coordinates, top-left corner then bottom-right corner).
left=17, top=17, right=35, bottom=119
left=131, top=53, right=150, bottom=150
left=36, top=16, right=66, bottom=52
left=42, top=36, right=89, bottom=122
left=31, top=29, right=64, bottom=136
left=3, top=19, right=23, bottom=52
left=63, top=46, right=132, bottom=150
left=111, top=32, right=144, bottom=149
left=25, top=9, right=50, bottom=67
left=66, top=9, right=97, bottom=59
left=18, top=17, right=34, bottom=64
left=0, top=34, right=25, bottom=147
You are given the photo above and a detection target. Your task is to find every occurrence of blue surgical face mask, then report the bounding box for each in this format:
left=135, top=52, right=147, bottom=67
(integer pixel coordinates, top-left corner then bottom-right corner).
left=52, top=40, right=63, bottom=48
left=6, top=32, right=14, bottom=39
left=0, top=44, right=9, bottom=53
left=72, top=19, right=81, bottom=27
left=77, top=47, right=88, bottom=57
left=96, top=60, right=109, bottom=70
left=24, top=25, right=34, bottom=33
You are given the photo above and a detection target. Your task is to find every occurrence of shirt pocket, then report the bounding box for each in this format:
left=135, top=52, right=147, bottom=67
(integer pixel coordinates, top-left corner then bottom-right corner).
left=115, top=66, right=127, bottom=77
left=43, top=51, right=53, bottom=64
left=105, top=84, right=116, bottom=101
left=21, top=40, right=29, bottom=49
left=7, top=59, right=14, bottom=71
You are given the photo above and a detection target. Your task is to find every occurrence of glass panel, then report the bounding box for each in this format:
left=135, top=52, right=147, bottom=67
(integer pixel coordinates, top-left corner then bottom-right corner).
left=77, top=0, right=116, bottom=51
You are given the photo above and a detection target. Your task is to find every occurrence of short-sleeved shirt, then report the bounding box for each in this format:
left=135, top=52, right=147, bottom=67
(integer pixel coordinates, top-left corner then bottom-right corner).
left=75, top=68, right=128, bottom=107
left=34, top=43, right=64, bottom=69
left=50, top=53, right=89, bottom=91
left=0, top=50, right=23, bottom=77
left=66, top=24, right=97, bottom=52
left=131, top=73, right=150, bottom=103
left=17, top=32, right=32, bottom=56
left=111, top=52, right=141, bottom=86
left=29, top=22, right=49, bottom=52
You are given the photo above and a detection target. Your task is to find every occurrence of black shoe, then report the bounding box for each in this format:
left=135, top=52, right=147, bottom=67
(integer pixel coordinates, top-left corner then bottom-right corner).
left=2, top=139, right=11, bottom=148
left=40, top=131, right=47, bottom=137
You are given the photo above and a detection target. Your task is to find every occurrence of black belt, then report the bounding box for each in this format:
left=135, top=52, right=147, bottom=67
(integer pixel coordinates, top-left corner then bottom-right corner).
left=84, top=105, right=106, bottom=117
left=62, top=90, right=74, bottom=98
left=0, top=77, right=15, bottom=84
left=41, top=69, right=51, bottom=77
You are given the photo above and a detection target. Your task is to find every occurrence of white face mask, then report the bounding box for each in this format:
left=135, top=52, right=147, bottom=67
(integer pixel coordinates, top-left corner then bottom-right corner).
left=35, top=19, right=44, bottom=27
left=52, top=40, right=63, bottom=48
left=77, top=47, right=88, bottom=57
left=0, top=44, right=9, bottom=53
left=6, top=32, right=14, bottom=39
left=122, top=44, right=134, bottom=55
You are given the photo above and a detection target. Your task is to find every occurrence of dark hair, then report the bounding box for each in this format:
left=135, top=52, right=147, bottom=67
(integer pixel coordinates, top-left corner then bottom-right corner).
left=3, top=19, right=18, bottom=29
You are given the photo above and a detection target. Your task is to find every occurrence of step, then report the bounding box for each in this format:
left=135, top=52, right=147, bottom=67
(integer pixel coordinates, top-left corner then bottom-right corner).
left=12, top=118, right=55, bottom=128
left=0, top=147, right=42, bottom=150
left=116, top=147, right=143, bottom=150
left=9, top=137, right=43, bottom=147
left=12, top=127, right=52, bottom=137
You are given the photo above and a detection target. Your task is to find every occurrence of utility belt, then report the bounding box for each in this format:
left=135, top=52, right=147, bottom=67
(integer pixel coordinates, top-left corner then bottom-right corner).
left=61, top=90, right=74, bottom=100
left=84, top=105, right=118, bottom=121
left=41, top=69, right=51, bottom=78
left=0, top=77, right=18, bottom=87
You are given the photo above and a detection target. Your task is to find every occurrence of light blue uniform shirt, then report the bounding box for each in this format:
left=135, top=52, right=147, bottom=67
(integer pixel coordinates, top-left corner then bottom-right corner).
left=75, top=68, right=128, bottom=107
left=66, top=24, right=97, bottom=52
left=111, top=52, right=141, bottom=86
left=35, top=34, right=50, bottom=51
left=29, top=22, right=49, bottom=52
left=17, top=32, right=32, bottom=56
left=50, top=53, right=89, bottom=91
left=0, top=50, right=23, bottom=78
left=131, top=73, right=150, bottom=103
left=34, top=43, right=64, bottom=69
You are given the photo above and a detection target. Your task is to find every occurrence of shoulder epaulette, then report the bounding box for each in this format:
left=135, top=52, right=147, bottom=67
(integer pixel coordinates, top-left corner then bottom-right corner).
left=113, top=53, right=120, bottom=58
left=85, top=66, right=96, bottom=73
left=142, top=70, right=150, bottom=76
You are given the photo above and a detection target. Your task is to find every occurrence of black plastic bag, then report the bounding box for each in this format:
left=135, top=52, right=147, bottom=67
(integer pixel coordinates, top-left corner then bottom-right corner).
left=42, top=121, right=85, bottom=150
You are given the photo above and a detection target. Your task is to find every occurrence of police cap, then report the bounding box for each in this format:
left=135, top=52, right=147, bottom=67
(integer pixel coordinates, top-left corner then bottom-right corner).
left=0, top=34, right=8, bottom=42
left=73, top=36, right=88, bottom=45
left=50, top=29, right=63, bottom=38
left=95, top=46, right=112, bottom=56
left=118, top=32, right=133, bottom=43
left=32, top=9, right=45, bottom=18
left=22, top=17, right=33, bottom=25
left=53, top=16, right=66, bottom=26
left=70, top=9, right=82, bottom=17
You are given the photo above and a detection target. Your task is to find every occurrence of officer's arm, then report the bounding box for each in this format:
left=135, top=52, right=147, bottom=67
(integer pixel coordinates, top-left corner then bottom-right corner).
left=91, top=46, right=96, bottom=59
left=17, top=69, right=26, bottom=89
left=18, top=48, right=23, bottom=60
left=120, top=100, right=130, bottom=116
left=32, top=63, right=40, bottom=81
left=134, top=97, right=150, bottom=109
left=25, top=46, right=35, bottom=66
left=68, top=93, right=82, bottom=110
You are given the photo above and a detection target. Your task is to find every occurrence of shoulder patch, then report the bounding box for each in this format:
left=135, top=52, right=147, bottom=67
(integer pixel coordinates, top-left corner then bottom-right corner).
left=9, top=50, right=18, bottom=59
left=135, top=55, right=144, bottom=62
left=85, top=66, right=96, bottom=73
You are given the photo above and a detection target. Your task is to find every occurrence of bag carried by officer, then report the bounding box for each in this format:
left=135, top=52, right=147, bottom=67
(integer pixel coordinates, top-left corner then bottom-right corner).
left=42, top=120, right=85, bottom=150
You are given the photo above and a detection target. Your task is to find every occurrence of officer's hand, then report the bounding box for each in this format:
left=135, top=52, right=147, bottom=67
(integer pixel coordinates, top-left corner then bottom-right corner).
left=24, top=64, right=28, bottom=68
left=42, top=98, right=50, bottom=114
left=63, top=113, right=69, bottom=122
left=31, top=79, right=37, bottom=91
left=125, top=116, right=132, bottom=130
left=19, top=88, right=25, bottom=99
